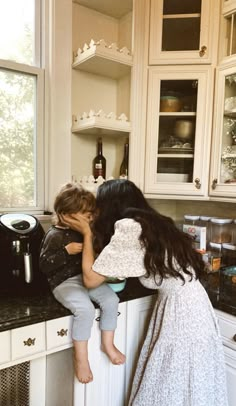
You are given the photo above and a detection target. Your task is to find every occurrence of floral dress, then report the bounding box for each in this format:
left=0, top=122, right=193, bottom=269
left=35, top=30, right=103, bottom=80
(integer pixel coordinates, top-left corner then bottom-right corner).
left=93, top=218, right=229, bottom=406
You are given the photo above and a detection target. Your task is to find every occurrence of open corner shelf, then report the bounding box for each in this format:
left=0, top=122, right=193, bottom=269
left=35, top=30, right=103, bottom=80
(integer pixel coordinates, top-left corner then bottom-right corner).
left=72, top=115, right=131, bottom=136
left=72, top=40, right=133, bottom=79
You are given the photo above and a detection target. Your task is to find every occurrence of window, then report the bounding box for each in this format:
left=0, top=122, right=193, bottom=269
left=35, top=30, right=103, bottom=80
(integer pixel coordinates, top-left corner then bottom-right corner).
left=0, top=0, right=45, bottom=212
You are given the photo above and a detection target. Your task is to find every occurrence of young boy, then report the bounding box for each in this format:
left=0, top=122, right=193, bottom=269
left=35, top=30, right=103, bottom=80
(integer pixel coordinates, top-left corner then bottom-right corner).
left=40, top=183, right=125, bottom=384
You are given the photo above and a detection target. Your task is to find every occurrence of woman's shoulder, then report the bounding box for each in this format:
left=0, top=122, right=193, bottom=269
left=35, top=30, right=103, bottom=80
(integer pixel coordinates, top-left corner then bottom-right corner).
left=114, top=218, right=142, bottom=233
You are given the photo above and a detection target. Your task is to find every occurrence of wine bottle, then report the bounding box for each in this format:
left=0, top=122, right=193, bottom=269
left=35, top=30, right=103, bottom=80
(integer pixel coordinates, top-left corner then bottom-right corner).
left=93, top=137, right=106, bottom=179
left=119, top=138, right=129, bottom=179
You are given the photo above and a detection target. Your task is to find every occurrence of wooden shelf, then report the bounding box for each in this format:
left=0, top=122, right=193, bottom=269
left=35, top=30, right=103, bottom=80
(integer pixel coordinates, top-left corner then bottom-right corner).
left=159, top=112, right=196, bottom=116
left=72, top=40, right=132, bottom=79
left=72, top=113, right=131, bottom=136
left=158, top=153, right=194, bottom=158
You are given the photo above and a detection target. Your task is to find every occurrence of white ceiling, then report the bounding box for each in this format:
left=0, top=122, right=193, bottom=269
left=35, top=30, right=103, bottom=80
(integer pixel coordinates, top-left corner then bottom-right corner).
left=73, top=0, right=133, bottom=19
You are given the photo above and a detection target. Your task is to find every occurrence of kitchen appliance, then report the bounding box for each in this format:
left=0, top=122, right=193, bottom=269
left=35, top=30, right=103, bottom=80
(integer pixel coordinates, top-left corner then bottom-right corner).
left=0, top=213, right=48, bottom=295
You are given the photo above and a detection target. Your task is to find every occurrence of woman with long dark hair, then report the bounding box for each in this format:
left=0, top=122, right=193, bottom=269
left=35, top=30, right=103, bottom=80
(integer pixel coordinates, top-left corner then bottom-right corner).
left=63, top=179, right=228, bottom=406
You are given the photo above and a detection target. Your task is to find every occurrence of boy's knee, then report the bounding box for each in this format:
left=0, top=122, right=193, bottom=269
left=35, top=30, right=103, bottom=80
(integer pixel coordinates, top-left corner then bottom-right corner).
left=102, top=292, right=119, bottom=310
left=74, top=301, right=95, bottom=321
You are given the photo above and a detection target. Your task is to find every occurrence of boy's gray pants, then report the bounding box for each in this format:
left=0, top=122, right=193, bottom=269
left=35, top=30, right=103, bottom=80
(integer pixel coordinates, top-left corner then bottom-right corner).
left=53, top=274, right=119, bottom=341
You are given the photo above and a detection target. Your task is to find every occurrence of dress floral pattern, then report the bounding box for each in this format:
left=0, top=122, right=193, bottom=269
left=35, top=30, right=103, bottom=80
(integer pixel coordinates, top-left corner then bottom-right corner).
left=93, top=219, right=228, bottom=406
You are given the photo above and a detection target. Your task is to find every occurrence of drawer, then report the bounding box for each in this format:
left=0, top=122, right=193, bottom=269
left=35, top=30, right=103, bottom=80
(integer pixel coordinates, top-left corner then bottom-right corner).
left=217, top=315, right=236, bottom=351
left=46, top=316, right=73, bottom=350
left=11, top=322, right=46, bottom=360
left=0, top=331, right=11, bottom=365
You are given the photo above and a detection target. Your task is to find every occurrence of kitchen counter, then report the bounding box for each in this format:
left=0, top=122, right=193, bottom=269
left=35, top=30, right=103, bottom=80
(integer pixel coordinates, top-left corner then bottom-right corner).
left=0, top=278, right=157, bottom=332
left=0, top=278, right=235, bottom=333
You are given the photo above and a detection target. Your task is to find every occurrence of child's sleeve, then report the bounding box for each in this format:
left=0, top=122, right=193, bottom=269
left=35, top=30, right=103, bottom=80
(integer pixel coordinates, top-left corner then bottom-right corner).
left=92, top=219, right=147, bottom=279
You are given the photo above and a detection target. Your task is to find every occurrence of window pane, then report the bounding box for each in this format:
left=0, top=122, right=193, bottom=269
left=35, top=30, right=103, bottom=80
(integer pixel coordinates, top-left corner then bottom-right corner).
left=0, top=69, right=36, bottom=208
left=0, top=0, right=35, bottom=65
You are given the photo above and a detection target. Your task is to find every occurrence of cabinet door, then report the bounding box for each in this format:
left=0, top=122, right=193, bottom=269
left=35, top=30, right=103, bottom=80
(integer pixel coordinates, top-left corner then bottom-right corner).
left=74, top=302, right=127, bottom=406
left=145, top=65, right=214, bottom=197
left=210, top=63, right=236, bottom=198
left=149, top=0, right=218, bottom=65
left=224, top=345, right=236, bottom=406
left=125, top=295, right=157, bottom=404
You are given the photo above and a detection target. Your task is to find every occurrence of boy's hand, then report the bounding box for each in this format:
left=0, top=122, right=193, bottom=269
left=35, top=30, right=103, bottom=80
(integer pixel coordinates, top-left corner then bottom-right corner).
left=60, top=214, right=92, bottom=236
left=65, top=242, right=83, bottom=255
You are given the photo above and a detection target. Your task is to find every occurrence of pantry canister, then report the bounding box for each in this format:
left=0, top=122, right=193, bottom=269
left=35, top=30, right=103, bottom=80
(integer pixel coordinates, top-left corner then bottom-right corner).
left=199, top=216, right=211, bottom=248
left=210, top=218, right=233, bottom=244
left=184, top=215, right=200, bottom=225
left=219, top=266, right=236, bottom=308
left=222, top=243, right=236, bottom=267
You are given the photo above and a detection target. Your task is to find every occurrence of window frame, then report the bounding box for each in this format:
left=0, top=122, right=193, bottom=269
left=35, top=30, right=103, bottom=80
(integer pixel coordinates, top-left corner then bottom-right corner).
left=0, top=0, right=46, bottom=214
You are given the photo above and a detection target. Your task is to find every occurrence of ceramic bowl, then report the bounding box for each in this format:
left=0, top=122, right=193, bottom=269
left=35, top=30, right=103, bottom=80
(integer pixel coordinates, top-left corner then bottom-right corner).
left=107, top=278, right=127, bottom=293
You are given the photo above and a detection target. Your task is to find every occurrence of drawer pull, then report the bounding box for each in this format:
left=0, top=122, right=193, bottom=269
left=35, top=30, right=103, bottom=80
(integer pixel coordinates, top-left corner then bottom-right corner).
left=96, top=311, right=121, bottom=322
left=233, top=334, right=236, bottom=342
left=23, top=337, right=36, bottom=346
left=57, top=328, right=68, bottom=337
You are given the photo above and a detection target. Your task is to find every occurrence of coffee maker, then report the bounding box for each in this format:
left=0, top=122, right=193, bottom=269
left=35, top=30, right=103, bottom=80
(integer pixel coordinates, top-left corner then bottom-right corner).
left=0, top=213, right=48, bottom=296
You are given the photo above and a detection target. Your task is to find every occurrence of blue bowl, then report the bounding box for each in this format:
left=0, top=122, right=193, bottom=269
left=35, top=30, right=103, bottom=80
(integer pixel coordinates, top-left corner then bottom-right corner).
left=107, top=278, right=127, bottom=293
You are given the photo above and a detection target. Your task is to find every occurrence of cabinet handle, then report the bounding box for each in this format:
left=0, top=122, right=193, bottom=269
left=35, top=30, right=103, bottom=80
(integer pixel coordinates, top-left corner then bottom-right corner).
left=233, top=334, right=236, bottom=342
left=96, top=312, right=121, bottom=322
left=194, top=178, right=201, bottom=189
left=199, top=45, right=207, bottom=57
left=23, top=337, right=36, bottom=346
left=211, top=178, right=217, bottom=189
left=57, top=328, right=68, bottom=337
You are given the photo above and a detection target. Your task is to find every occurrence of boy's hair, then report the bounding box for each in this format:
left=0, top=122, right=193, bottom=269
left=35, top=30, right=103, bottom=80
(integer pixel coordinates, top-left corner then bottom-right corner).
left=53, top=183, right=96, bottom=225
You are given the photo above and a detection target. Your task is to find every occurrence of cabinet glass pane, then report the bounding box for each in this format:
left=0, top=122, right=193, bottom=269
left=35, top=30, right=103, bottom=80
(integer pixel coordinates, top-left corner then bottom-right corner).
left=157, top=79, right=198, bottom=183
left=162, top=0, right=201, bottom=52
left=221, top=73, right=236, bottom=184
left=225, top=14, right=236, bottom=57
left=163, top=0, right=201, bottom=14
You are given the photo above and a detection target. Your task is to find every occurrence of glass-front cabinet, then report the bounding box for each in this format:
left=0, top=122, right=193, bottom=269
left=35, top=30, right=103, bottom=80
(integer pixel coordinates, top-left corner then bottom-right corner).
left=145, top=66, right=214, bottom=197
left=210, top=63, right=236, bottom=198
left=220, top=1, right=236, bottom=63
left=149, top=0, right=218, bottom=65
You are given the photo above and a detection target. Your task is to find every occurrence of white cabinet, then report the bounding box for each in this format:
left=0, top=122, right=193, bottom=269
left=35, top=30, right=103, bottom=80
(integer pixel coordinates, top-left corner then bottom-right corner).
left=145, top=65, right=214, bottom=197
left=215, top=309, right=236, bottom=406
left=46, top=316, right=73, bottom=352
left=71, top=0, right=133, bottom=182
left=149, top=0, right=220, bottom=65
left=0, top=331, right=11, bottom=365
left=125, top=295, right=157, bottom=403
left=224, top=346, right=236, bottom=406
left=74, top=302, right=127, bottom=406
left=11, top=322, right=46, bottom=361
left=210, top=62, right=236, bottom=199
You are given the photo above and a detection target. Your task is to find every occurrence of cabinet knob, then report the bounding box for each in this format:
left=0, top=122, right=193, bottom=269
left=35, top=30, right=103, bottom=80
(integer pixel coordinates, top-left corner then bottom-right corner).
left=233, top=334, right=236, bottom=342
left=194, top=178, right=201, bottom=189
left=199, top=45, right=207, bottom=57
left=23, top=337, right=36, bottom=346
left=57, top=328, right=68, bottom=337
left=211, top=178, right=217, bottom=189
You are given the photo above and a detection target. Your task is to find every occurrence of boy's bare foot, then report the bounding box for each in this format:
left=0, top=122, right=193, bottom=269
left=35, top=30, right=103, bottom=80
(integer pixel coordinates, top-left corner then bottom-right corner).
left=74, top=357, right=93, bottom=384
left=101, top=343, right=126, bottom=365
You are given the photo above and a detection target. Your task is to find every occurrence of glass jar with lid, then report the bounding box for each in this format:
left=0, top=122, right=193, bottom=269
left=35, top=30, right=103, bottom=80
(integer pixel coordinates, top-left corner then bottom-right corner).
left=232, top=219, right=236, bottom=244
left=210, top=218, right=233, bottom=244
left=184, top=215, right=200, bottom=225
left=199, top=215, right=211, bottom=248
left=222, top=243, right=236, bottom=267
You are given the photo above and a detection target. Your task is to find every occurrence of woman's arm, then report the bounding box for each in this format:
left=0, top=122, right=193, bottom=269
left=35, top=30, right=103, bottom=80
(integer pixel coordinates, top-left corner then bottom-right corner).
left=61, top=214, right=106, bottom=288
left=82, top=230, right=106, bottom=288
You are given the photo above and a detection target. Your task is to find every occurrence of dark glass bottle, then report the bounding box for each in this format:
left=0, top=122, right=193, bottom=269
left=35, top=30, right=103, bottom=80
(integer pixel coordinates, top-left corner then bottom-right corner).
left=93, top=137, right=106, bottom=179
left=119, top=138, right=129, bottom=179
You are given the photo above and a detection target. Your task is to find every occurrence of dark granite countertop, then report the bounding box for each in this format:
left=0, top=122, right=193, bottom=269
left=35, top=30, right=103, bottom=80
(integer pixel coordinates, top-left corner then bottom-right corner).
left=0, top=278, right=235, bottom=333
left=0, top=278, right=157, bottom=332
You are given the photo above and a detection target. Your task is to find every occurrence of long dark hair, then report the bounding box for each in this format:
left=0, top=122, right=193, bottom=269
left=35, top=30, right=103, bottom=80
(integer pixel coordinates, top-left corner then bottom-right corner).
left=93, top=179, right=204, bottom=283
